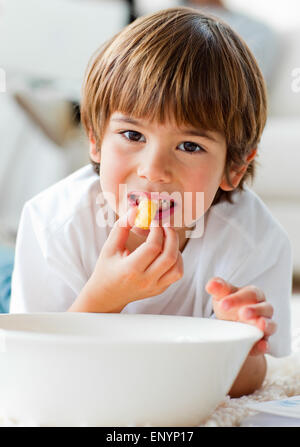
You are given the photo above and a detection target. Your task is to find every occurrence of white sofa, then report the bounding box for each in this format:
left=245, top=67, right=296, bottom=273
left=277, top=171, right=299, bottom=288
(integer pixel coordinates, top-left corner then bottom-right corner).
left=250, top=27, right=300, bottom=278
left=0, top=0, right=129, bottom=243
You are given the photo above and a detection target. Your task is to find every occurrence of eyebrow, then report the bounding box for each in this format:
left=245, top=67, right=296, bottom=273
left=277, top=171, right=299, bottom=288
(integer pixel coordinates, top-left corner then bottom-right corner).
left=111, top=116, right=219, bottom=143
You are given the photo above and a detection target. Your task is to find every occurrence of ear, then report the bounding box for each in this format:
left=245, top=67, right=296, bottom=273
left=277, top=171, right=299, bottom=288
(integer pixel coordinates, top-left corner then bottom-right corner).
left=89, top=130, right=101, bottom=163
left=220, top=147, right=257, bottom=191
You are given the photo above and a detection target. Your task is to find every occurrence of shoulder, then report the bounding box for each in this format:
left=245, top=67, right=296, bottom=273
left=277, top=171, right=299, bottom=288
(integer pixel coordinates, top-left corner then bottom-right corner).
left=18, top=164, right=110, bottom=278
left=197, top=185, right=292, bottom=301
left=23, top=164, right=101, bottom=235
left=207, top=185, right=291, bottom=254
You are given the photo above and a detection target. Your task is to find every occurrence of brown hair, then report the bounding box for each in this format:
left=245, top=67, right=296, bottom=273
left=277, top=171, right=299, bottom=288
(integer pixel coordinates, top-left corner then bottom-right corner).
left=80, top=6, right=267, bottom=205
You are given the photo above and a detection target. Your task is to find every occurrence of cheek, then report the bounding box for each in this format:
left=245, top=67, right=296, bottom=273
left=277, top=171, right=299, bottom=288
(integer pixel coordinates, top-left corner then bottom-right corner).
left=100, top=138, right=126, bottom=181
left=99, top=144, right=126, bottom=212
left=186, top=165, right=224, bottom=218
left=99, top=139, right=136, bottom=217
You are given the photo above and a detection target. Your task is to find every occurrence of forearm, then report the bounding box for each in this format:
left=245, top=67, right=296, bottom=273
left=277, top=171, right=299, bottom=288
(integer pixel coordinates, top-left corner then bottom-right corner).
left=228, top=354, right=267, bottom=398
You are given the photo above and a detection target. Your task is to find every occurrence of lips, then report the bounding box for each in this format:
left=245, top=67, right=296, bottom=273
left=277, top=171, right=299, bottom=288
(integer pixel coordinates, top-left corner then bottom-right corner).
left=128, top=192, right=175, bottom=211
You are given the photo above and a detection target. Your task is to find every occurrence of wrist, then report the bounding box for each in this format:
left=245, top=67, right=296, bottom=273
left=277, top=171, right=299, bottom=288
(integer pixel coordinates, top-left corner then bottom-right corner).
left=68, top=279, right=125, bottom=313
left=229, top=354, right=266, bottom=398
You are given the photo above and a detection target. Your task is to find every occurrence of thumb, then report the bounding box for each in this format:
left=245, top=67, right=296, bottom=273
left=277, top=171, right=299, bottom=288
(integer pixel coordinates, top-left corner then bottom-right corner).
left=104, top=206, right=138, bottom=256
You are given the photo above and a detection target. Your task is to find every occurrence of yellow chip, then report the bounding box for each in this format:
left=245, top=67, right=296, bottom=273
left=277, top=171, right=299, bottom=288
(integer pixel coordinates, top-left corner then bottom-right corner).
left=134, top=199, right=158, bottom=229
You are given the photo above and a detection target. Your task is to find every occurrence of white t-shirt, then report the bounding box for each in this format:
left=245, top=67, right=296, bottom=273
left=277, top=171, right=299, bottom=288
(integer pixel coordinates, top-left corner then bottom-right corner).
left=10, top=165, right=293, bottom=357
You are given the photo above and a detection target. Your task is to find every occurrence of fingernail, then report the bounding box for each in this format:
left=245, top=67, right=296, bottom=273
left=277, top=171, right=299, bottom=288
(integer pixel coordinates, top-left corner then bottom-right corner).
left=256, top=288, right=264, bottom=301
left=119, top=213, right=128, bottom=227
left=214, top=278, right=225, bottom=286
left=120, top=207, right=137, bottom=227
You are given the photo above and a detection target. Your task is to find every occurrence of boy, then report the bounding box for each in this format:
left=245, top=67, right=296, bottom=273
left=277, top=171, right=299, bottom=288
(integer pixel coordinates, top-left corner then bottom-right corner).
left=10, top=7, right=292, bottom=398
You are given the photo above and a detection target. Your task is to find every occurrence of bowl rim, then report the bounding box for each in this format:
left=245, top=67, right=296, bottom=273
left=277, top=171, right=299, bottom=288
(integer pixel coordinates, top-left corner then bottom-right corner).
left=0, top=312, right=263, bottom=346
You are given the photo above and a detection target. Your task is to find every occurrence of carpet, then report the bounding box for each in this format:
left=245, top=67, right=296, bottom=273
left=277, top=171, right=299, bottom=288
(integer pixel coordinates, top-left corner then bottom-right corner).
left=201, top=332, right=300, bottom=426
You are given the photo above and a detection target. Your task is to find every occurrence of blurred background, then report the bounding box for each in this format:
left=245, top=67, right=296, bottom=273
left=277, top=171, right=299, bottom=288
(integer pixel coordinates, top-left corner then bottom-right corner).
left=0, top=0, right=299, bottom=313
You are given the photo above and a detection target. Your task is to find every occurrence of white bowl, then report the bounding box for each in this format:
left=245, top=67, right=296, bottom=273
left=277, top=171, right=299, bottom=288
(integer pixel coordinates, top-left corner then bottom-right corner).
left=0, top=313, right=262, bottom=427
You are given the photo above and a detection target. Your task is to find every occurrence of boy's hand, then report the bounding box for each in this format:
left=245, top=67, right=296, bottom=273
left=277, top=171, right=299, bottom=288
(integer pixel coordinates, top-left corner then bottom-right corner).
left=205, top=277, right=277, bottom=356
left=80, top=207, right=184, bottom=313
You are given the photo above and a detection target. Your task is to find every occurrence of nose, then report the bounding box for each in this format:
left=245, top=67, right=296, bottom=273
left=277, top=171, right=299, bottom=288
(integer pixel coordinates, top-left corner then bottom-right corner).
left=136, top=144, right=172, bottom=184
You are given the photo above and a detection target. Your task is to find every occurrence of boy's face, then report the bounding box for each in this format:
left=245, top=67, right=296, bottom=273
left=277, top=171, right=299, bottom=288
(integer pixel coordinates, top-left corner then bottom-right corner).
left=90, top=112, right=249, bottom=243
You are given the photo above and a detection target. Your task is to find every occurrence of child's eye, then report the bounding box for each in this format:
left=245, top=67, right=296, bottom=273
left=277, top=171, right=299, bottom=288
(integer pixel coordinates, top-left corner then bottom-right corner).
left=121, top=130, right=146, bottom=142
left=178, top=141, right=206, bottom=154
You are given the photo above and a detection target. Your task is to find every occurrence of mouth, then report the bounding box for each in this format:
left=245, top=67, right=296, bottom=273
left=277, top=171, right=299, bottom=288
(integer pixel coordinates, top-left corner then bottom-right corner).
left=128, top=193, right=176, bottom=214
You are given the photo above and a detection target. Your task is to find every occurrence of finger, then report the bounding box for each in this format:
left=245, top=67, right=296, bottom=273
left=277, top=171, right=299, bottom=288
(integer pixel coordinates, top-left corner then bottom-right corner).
left=239, top=302, right=274, bottom=320
left=216, top=286, right=265, bottom=309
left=220, top=288, right=265, bottom=312
left=104, top=206, right=138, bottom=256
left=157, top=251, right=184, bottom=288
left=263, top=319, right=277, bottom=337
left=256, top=317, right=277, bottom=337
left=239, top=314, right=277, bottom=337
left=127, top=225, right=165, bottom=271
left=147, top=226, right=179, bottom=276
left=205, top=277, right=239, bottom=301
